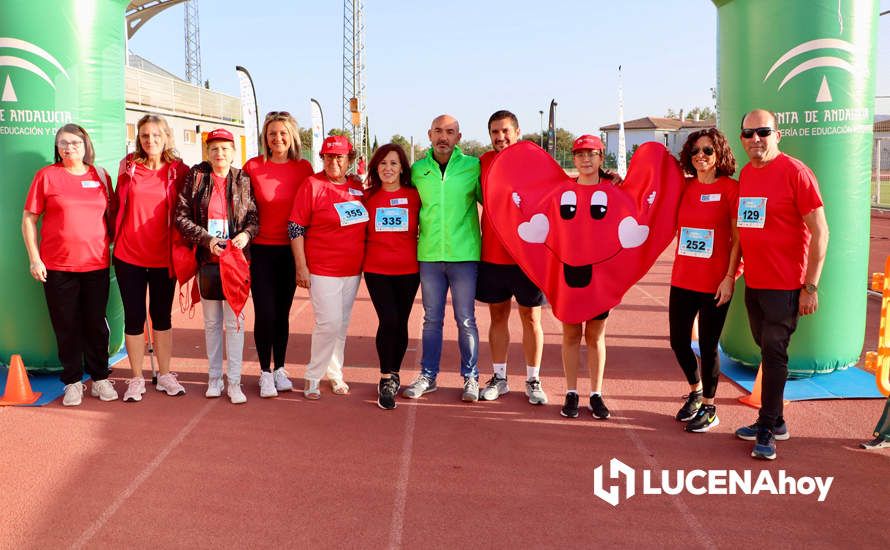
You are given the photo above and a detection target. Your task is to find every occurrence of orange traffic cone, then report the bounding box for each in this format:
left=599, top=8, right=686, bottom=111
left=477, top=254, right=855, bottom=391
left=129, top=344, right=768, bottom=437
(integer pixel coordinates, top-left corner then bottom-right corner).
left=0, top=354, right=42, bottom=406
left=738, top=364, right=763, bottom=408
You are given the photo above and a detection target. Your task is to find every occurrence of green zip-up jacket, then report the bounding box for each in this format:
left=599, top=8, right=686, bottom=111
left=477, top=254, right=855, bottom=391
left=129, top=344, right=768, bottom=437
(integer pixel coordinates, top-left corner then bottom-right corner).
left=412, top=146, right=482, bottom=262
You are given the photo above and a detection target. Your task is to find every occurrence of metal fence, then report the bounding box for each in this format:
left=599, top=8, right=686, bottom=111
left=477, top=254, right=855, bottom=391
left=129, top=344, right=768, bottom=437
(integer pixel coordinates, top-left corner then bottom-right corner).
left=125, top=67, right=242, bottom=123
left=873, top=138, right=890, bottom=208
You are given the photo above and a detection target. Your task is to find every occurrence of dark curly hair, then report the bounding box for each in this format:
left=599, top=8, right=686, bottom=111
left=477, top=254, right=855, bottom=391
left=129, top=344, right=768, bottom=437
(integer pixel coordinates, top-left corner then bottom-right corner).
left=679, top=127, right=736, bottom=178
left=366, top=143, right=413, bottom=194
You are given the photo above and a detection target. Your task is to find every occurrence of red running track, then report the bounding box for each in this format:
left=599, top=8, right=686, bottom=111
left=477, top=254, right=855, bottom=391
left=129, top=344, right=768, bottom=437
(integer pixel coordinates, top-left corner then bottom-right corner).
left=1, top=215, right=890, bottom=548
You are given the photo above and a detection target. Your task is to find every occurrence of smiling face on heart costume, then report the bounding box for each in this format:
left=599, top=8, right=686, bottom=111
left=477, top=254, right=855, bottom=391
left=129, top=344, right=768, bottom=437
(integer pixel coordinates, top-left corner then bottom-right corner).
left=485, top=141, right=684, bottom=324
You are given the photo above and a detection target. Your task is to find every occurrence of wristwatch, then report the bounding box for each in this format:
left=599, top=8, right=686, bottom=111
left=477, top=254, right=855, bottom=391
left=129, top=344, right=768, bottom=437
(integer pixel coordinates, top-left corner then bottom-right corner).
left=802, top=283, right=818, bottom=294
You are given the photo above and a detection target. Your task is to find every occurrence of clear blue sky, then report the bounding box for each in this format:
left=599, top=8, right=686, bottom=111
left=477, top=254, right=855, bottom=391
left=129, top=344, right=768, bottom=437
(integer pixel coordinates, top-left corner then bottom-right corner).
left=128, top=0, right=890, bottom=145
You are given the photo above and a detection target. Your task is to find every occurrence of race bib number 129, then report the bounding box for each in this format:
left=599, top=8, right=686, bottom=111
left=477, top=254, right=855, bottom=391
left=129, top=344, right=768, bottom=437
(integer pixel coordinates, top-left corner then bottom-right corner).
left=737, top=197, right=767, bottom=229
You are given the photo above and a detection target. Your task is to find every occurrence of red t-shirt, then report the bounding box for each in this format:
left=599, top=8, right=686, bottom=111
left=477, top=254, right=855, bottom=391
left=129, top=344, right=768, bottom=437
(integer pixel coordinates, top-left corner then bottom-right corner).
left=671, top=176, right=739, bottom=293
left=480, top=150, right=516, bottom=264
left=207, top=173, right=229, bottom=264
left=114, top=163, right=171, bottom=268
left=737, top=153, right=824, bottom=290
left=24, top=164, right=111, bottom=272
left=290, top=174, right=368, bottom=277
left=244, top=156, right=313, bottom=245
left=363, top=186, right=421, bottom=275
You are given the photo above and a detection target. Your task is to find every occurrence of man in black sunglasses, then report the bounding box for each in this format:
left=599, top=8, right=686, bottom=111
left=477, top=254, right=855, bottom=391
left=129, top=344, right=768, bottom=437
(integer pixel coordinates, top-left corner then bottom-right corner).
left=734, top=108, right=829, bottom=461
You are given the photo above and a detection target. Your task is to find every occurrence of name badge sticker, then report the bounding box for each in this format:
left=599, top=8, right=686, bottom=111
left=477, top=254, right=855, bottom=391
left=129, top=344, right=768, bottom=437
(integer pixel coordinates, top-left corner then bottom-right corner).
left=737, top=197, right=767, bottom=228
left=390, top=197, right=408, bottom=206
left=81, top=180, right=100, bottom=189
left=334, top=200, right=369, bottom=226
left=375, top=207, right=409, bottom=232
left=700, top=193, right=721, bottom=203
left=348, top=188, right=364, bottom=196
left=678, top=227, right=714, bottom=258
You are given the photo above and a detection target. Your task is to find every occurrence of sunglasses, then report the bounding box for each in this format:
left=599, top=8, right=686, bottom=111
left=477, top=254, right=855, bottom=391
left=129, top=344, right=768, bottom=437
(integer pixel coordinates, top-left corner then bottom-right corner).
left=690, top=146, right=715, bottom=156
left=265, top=111, right=291, bottom=119
left=741, top=127, right=774, bottom=139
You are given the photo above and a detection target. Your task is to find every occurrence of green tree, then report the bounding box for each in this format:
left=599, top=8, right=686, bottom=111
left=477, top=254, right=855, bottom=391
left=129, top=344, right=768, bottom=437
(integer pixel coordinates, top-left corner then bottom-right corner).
left=665, top=106, right=717, bottom=121
left=328, top=128, right=350, bottom=137
left=299, top=127, right=312, bottom=155
left=390, top=134, right=412, bottom=157
left=458, top=139, right=491, bottom=158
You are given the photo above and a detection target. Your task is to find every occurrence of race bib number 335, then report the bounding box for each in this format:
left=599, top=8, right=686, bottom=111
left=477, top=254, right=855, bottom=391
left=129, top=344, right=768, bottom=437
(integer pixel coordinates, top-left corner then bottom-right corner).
left=334, top=201, right=369, bottom=226
left=375, top=207, right=408, bottom=232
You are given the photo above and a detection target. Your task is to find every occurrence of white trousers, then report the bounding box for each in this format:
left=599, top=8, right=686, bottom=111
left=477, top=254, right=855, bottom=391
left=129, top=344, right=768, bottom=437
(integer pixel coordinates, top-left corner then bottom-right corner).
left=202, top=298, right=245, bottom=384
left=305, top=274, right=361, bottom=382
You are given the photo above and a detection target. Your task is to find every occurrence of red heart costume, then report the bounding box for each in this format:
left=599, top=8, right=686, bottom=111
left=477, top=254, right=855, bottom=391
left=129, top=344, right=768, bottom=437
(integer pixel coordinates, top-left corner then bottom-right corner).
left=485, top=141, right=684, bottom=324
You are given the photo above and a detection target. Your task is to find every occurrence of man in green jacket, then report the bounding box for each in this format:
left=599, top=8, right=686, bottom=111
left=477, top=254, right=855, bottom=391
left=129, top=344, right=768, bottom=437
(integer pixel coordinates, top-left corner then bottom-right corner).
left=402, top=114, right=482, bottom=402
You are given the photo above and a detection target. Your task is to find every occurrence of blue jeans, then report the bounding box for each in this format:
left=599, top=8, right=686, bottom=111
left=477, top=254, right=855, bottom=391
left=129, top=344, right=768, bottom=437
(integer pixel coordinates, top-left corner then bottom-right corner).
left=419, top=261, right=479, bottom=380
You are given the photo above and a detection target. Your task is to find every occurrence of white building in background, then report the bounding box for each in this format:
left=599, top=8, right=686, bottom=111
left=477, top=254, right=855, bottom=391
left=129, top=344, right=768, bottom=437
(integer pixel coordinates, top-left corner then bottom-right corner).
left=600, top=116, right=715, bottom=158
left=125, top=52, right=245, bottom=167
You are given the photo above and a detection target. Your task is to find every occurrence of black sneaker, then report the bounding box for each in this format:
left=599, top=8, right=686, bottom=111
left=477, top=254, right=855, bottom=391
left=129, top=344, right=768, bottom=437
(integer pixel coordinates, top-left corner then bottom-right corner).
left=560, top=392, right=580, bottom=418
left=675, top=390, right=703, bottom=421
left=377, top=375, right=399, bottom=410
left=588, top=394, right=611, bottom=419
left=752, top=426, right=777, bottom=460
left=685, top=404, right=719, bottom=432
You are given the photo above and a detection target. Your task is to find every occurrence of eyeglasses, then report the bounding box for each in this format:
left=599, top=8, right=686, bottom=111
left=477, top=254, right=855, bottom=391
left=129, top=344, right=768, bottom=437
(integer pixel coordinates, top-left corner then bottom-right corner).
left=265, top=111, right=291, bottom=119
left=322, top=154, right=348, bottom=161
left=57, top=139, right=84, bottom=149
left=690, top=146, right=715, bottom=156
left=573, top=150, right=602, bottom=158
left=741, top=127, right=774, bottom=139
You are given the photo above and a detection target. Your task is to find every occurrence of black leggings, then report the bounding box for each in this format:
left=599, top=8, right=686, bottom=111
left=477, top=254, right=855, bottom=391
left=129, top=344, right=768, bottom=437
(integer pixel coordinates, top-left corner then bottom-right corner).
left=669, top=285, right=731, bottom=399
left=44, top=269, right=110, bottom=385
left=364, top=272, right=420, bottom=375
left=113, top=256, right=176, bottom=335
left=250, top=244, right=297, bottom=372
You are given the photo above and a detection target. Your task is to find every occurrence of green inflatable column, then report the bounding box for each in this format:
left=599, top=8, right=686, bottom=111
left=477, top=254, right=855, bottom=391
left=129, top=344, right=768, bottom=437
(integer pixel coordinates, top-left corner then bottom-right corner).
left=0, top=0, right=129, bottom=371
left=714, top=0, right=879, bottom=377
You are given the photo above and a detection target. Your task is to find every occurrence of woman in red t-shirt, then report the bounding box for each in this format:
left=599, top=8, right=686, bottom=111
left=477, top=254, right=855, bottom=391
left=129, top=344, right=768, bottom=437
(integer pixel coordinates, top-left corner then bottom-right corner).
left=362, top=143, right=421, bottom=410
left=289, top=135, right=368, bottom=399
left=243, top=112, right=313, bottom=398
left=670, top=128, right=740, bottom=433
left=114, top=114, right=190, bottom=403
left=559, top=135, right=616, bottom=421
left=22, top=124, right=118, bottom=406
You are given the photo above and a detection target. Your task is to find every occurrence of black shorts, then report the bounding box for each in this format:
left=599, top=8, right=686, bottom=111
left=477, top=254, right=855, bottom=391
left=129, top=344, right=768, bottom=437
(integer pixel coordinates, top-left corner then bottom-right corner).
left=475, top=262, right=545, bottom=308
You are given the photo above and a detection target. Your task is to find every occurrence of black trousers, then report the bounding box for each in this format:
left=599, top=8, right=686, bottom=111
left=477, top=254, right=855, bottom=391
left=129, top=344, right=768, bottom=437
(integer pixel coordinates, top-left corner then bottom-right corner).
left=744, top=287, right=800, bottom=429
left=113, top=256, right=176, bottom=334
left=250, top=244, right=297, bottom=371
left=668, top=285, right=731, bottom=399
left=364, top=272, right=420, bottom=375
left=44, top=269, right=110, bottom=385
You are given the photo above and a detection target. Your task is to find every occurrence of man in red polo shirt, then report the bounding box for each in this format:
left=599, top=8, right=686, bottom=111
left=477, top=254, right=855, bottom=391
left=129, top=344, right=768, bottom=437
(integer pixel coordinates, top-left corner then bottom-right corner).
left=733, top=109, right=829, bottom=460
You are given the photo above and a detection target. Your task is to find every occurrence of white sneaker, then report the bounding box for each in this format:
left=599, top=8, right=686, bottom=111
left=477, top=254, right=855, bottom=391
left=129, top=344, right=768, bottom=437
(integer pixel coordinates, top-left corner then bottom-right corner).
left=63, top=382, right=85, bottom=406
left=227, top=383, right=247, bottom=404
left=90, top=379, right=119, bottom=401
left=123, top=377, right=146, bottom=402
left=259, top=371, right=278, bottom=398
left=156, top=372, right=186, bottom=396
left=205, top=377, right=224, bottom=398
left=273, top=368, right=294, bottom=392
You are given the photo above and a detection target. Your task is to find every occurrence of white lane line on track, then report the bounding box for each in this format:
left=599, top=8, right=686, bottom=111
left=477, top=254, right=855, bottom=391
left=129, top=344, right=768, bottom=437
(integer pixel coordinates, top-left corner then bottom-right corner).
left=388, top=316, right=422, bottom=549
left=70, top=398, right=218, bottom=549
left=621, top=423, right=716, bottom=549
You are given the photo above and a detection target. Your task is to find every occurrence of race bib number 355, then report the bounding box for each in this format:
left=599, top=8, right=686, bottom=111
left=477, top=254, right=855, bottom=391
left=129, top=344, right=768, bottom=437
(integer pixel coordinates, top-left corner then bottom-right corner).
left=737, top=197, right=767, bottom=229
left=678, top=227, right=714, bottom=258
left=375, top=207, right=408, bottom=232
left=334, top=201, right=369, bottom=226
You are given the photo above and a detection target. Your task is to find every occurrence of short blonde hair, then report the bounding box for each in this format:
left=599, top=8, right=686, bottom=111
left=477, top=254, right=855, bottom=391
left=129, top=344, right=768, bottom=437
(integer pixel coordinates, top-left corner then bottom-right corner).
left=261, top=111, right=302, bottom=161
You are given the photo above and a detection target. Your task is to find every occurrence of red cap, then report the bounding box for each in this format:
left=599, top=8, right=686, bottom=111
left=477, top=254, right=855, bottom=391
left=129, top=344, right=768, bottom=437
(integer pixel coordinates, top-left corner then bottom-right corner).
left=572, top=134, right=605, bottom=152
left=206, top=128, right=235, bottom=144
left=320, top=135, right=353, bottom=155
